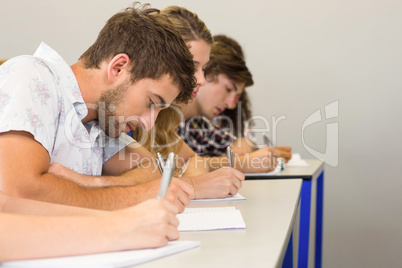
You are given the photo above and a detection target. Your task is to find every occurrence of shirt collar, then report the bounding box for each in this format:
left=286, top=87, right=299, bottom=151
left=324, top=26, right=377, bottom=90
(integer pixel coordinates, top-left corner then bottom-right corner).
left=33, top=42, right=88, bottom=120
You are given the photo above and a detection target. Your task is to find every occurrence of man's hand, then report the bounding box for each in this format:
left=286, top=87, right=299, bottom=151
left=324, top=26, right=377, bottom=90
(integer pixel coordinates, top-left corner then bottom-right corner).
left=273, top=146, right=292, bottom=163
left=109, top=199, right=180, bottom=249
left=183, top=167, right=245, bottom=199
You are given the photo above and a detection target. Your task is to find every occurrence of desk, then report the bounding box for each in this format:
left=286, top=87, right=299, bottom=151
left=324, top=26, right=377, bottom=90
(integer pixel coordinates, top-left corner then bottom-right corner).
left=139, top=179, right=302, bottom=268
left=246, top=159, right=324, bottom=268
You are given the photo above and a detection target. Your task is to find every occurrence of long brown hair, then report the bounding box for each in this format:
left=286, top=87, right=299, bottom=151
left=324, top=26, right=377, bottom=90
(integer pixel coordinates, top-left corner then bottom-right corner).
left=204, top=35, right=254, bottom=135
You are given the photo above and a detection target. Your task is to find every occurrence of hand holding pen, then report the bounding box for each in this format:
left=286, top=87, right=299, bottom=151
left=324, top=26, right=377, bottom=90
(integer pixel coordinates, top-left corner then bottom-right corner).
left=226, top=146, right=234, bottom=168
left=157, top=152, right=175, bottom=199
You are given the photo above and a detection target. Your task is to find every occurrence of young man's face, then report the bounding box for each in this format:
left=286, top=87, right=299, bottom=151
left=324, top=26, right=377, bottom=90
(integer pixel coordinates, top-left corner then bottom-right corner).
left=98, top=74, right=179, bottom=138
left=187, top=40, right=211, bottom=98
left=195, top=73, right=245, bottom=120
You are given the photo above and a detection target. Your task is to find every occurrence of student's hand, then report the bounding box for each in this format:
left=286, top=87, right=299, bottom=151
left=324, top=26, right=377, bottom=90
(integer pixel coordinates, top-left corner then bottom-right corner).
left=111, top=199, right=180, bottom=250
left=243, top=147, right=278, bottom=173
left=183, top=167, right=245, bottom=199
left=165, top=178, right=193, bottom=212
left=273, top=146, right=292, bottom=163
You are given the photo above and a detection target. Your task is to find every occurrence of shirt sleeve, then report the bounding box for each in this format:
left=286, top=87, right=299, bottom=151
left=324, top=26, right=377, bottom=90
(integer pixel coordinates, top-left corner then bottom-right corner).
left=0, top=56, right=59, bottom=155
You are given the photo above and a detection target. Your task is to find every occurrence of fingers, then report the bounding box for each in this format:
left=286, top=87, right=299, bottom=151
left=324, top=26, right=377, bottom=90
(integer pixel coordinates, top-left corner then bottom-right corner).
left=160, top=199, right=179, bottom=215
left=165, top=224, right=180, bottom=241
left=221, top=166, right=245, bottom=181
left=166, top=178, right=192, bottom=213
left=274, top=146, right=292, bottom=152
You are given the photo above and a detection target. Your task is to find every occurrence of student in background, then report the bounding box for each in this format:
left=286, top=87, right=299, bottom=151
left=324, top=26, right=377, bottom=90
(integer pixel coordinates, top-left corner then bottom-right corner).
left=131, top=6, right=245, bottom=199
left=178, top=35, right=292, bottom=162
left=0, top=191, right=179, bottom=262
left=0, top=3, right=195, bottom=211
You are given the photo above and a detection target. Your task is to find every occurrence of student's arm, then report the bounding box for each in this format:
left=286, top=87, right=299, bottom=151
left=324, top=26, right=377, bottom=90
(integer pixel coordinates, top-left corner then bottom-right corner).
left=0, top=131, right=192, bottom=212
left=231, top=137, right=257, bottom=155
left=102, top=141, right=159, bottom=177
left=232, top=137, right=292, bottom=162
left=0, top=199, right=179, bottom=262
left=0, top=191, right=106, bottom=216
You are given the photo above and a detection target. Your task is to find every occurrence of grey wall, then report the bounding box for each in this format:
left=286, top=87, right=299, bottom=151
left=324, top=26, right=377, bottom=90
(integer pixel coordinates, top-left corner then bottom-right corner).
left=1, top=0, right=402, bottom=267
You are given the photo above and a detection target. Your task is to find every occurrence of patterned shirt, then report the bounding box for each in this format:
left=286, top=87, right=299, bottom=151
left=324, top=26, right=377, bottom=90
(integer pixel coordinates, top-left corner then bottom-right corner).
left=0, top=42, right=133, bottom=175
left=177, top=116, right=236, bottom=156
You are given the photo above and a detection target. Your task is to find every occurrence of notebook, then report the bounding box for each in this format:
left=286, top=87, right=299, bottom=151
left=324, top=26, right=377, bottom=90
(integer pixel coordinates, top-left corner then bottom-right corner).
left=2, top=241, right=200, bottom=268
left=191, top=193, right=246, bottom=202
left=178, top=206, right=246, bottom=231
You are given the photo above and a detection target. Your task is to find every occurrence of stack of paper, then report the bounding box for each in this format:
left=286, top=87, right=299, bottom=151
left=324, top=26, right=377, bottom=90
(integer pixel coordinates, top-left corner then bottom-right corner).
left=2, top=241, right=200, bottom=268
left=178, top=206, right=246, bottom=231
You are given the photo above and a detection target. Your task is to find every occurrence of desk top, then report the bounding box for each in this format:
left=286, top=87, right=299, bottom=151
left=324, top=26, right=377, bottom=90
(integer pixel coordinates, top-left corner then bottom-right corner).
left=138, top=179, right=302, bottom=268
left=246, top=159, right=324, bottom=180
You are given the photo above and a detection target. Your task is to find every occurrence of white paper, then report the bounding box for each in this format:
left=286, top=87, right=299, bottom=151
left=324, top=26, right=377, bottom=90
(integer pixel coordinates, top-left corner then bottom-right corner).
left=243, top=168, right=281, bottom=177
left=178, top=206, right=246, bottom=231
left=286, top=153, right=309, bottom=167
left=191, top=193, right=246, bottom=202
left=2, top=241, right=200, bottom=268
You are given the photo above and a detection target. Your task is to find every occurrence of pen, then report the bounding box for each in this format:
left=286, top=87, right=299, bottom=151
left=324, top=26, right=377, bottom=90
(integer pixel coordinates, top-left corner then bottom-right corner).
left=263, top=134, right=273, bottom=147
left=226, top=146, right=234, bottom=167
left=263, top=134, right=285, bottom=171
left=157, top=152, right=175, bottom=199
left=156, top=152, right=165, bottom=174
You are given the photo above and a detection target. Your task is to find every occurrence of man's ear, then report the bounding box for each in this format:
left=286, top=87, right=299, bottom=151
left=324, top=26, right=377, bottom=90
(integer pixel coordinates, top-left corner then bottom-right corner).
left=107, top=54, right=131, bottom=84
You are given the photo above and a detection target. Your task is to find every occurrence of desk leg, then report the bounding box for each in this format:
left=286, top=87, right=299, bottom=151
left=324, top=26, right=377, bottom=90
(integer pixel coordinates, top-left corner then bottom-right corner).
left=315, top=171, right=324, bottom=268
left=282, top=232, right=293, bottom=268
left=298, top=180, right=311, bottom=268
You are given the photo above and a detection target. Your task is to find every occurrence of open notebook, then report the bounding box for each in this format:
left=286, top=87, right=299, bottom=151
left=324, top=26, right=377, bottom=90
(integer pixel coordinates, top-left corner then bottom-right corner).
left=1, top=241, right=200, bottom=268
left=178, top=206, right=246, bottom=231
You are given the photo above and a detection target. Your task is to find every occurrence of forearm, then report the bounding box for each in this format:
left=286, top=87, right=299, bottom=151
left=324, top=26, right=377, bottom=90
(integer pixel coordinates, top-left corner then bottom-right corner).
left=13, top=173, right=156, bottom=210
left=50, top=162, right=160, bottom=188
left=0, top=213, right=121, bottom=262
left=0, top=192, right=107, bottom=216
left=205, top=154, right=268, bottom=173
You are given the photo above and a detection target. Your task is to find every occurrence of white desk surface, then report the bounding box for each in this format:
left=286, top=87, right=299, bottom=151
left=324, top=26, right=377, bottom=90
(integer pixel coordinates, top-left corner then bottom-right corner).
left=138, top=179, right=302, bottom=268
left=246, top=159, right=324, bottom=179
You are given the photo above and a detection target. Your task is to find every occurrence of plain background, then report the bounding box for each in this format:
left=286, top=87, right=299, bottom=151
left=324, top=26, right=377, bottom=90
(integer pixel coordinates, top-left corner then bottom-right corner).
left=1, top=0, right=401, bottom=267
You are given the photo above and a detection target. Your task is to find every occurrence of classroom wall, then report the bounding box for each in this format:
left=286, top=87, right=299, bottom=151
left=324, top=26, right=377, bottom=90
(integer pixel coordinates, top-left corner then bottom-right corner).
left=1, top=0, right=402, bottom=267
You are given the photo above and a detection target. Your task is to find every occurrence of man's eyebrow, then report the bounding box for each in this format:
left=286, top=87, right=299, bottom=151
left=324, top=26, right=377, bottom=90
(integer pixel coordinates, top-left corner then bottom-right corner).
left=154, top=94, right=167, bottom=107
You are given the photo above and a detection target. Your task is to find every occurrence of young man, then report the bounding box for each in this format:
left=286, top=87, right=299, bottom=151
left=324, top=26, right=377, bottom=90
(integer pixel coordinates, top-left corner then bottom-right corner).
left=0, top=4, right=195, bottom=211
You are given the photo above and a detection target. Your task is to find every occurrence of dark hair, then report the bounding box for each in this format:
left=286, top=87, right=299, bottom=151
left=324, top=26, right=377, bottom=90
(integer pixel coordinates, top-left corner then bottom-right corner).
left=79, top=3, right=196, bottom=104
left=204, top=35, right=254, bottom=135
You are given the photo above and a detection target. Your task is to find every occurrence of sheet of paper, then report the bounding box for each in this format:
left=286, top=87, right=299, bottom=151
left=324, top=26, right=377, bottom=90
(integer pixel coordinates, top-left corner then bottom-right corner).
left=286, top=153, right=310, bottom=167
left=191, top=193, right=246, bottom=202
left=2, top=241, right=200, bottom=268
left=178, top=206, right=246, bottom=231
left=243, top=168, right=281, bottom=177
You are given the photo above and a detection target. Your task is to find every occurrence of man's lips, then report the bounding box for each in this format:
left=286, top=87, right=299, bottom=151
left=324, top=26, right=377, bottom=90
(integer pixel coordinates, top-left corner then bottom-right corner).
left=215, top=107, right=223, bottom=115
